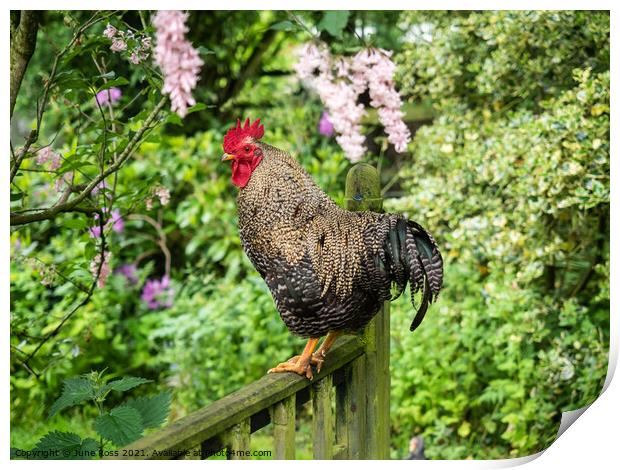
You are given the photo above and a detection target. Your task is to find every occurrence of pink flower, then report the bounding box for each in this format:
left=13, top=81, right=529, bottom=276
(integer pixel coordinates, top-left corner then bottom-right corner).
left=110, top=38, right=127, bottom=52
left=90, top=251, right=112, bottom=288
left=154, top=186, right=170, bottom=205
left=95, top=87, right=122, bottom=106
left=152, top=10, right=204, bottom=118
left=36, top=147, right=62, bottom=170
left=318, top=111, right=334, bottom=137
left=55, top=171, right=73, bottom=192
left=130, top=52, right=141, bottom=64
left=103, top=24, right=117, bottom=39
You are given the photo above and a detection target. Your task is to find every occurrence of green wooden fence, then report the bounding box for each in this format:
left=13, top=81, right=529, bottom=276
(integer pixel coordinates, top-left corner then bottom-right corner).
left=117, top=163, right=390, bottom=460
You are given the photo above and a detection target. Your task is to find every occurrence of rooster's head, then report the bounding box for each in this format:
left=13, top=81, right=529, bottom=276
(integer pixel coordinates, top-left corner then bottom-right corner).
left=222, top=118, right=265, bottom=188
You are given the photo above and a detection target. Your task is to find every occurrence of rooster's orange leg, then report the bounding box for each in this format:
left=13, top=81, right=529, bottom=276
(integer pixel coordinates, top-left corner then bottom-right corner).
left=311, top=331, right=342, bottom=373
left=268, top=338, right=320, bottom=380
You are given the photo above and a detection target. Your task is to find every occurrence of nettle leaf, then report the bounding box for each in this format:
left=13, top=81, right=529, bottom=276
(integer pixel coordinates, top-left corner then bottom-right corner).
left=32, top=431, right=98, bottom=460
left=124, top=391, right=172, bottom=429
left=95, top=406, right=144, bottom=447
left=48, top=377, right=95, bottom=418
left=98, top=376, right=151, bottom=396
left=318, top=11, right=350, bottom=38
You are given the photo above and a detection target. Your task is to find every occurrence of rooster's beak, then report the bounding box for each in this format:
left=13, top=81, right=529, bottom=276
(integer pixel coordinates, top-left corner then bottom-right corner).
left=221, top=153, right=235, bottom=162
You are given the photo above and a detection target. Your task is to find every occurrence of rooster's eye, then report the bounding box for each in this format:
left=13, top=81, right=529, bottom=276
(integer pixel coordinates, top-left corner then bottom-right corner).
left=244, top=145, right=250, bottom=152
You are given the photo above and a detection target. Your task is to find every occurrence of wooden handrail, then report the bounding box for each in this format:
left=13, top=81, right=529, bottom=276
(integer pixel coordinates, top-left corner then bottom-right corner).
left=118, top=337, right=364, bottom=459
left=116, top=163, right=391, bottom=460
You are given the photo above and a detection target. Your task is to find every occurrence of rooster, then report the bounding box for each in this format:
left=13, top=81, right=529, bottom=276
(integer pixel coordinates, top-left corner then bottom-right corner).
left=221, top=118, right=443, bottom=379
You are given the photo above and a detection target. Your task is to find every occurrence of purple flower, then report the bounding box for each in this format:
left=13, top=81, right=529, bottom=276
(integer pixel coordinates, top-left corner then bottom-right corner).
left=141, top=275, right=174, bottom=310
left=92, top=180, right=111, bottom=198
left=110, top=209, right=124, bottom=233
left=95, top=87, right=122, bottom=106
left=89, top=225, right=102, bottom=238
left=318, top=111, right=334, bottom=137
left=116, top=263, right=139, bottom=285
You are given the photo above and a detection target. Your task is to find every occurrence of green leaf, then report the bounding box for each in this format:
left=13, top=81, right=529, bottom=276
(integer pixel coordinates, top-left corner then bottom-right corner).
left=124, top=391, right=172, bottom=428
left=457, top=421, right=471, bottom=438
left=165, top=113, right=183, bottom=126
left=64, top=217, right=87, bottom=230
left=10, top=191, right=25, bottom=201
left=317, top=11, right=350, bottom=38
left=97, top=76, right=129, bottom=91
left=196, top=45, right=216, bottom=56
left=98, top=376, right=151, bottom=396
left=270, top=20, right=297, bottom=31
left=48, top=377, right=95, bottom=418
left=95, top=406, right=144, bottom=447
left=186, top=102, right=207, bottom=114
left=29, top=431, right=98, bottom=460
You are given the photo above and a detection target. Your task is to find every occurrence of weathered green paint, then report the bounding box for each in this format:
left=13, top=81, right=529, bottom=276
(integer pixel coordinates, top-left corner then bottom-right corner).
left=345, top=163, right=390, bottom=459
left=271, top=394, right=296, bottom=459
left=335, top=357, right=367, bottom=459
left=344, top=163, right=383, bottom=212
left=116, top=336, right=363, bottom=459
left=312, top=375, right=334, bottom=459
left=224, top=418, right=250, bottom=460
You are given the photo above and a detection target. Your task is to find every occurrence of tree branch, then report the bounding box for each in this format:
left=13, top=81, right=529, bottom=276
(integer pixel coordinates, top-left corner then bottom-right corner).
left=10, top=97, right=168, bottom=226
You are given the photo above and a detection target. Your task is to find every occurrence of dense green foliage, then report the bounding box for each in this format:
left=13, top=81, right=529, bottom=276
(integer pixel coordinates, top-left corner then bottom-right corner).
left=388, top=11, right=609, bottom=458
left=11, top=371, right=171, bottom=459
left=11, top=10, right=609, bottom=460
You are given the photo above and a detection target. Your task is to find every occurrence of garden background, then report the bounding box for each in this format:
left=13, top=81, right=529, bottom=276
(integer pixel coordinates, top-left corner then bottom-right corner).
left=10, top=10, right=610, bottom=459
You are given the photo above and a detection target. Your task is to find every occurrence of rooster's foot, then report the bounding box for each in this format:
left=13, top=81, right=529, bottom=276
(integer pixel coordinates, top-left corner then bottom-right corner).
left=268, top=358, right=314, bottom=380
left=285, top=353, right=325, bottom=373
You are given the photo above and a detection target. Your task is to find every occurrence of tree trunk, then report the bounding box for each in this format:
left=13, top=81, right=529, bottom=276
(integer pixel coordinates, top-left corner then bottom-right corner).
left=10, top=11, right=39, bottom=119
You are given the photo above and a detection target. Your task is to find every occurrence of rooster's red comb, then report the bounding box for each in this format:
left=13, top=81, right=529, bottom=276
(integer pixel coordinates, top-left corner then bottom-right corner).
left=223, top=118, right=265, bottom=153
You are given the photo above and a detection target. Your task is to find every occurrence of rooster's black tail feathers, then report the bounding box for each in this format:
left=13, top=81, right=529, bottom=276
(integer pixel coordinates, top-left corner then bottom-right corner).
left=382, top=216, right=443, bottom=332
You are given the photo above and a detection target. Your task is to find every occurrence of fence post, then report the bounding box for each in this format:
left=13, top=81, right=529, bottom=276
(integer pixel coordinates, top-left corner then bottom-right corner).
left=345, top=163, right=390, bottom=459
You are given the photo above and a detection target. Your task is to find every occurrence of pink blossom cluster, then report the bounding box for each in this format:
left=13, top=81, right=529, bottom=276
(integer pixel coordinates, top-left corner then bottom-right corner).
left=294, top=44, right=411, bottom=161
left=146, top=185, right=171, bottom=210
left=103, top=24, right=152, bottom=64
left=152, top=11, right=204, bottom=118
left=355, top=49, right=411, bottom=152
left=90, top=250, right=112, bottom=288
left=36, top=147, right=62, bottom=171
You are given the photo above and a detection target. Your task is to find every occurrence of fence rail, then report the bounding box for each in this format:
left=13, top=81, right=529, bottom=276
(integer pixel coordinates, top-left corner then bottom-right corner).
left=117, top=163, right=390, bottom=460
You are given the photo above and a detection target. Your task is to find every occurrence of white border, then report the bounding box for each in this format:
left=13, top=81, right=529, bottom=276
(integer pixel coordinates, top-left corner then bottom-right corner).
left=4, top=3, right=617, bottom=468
